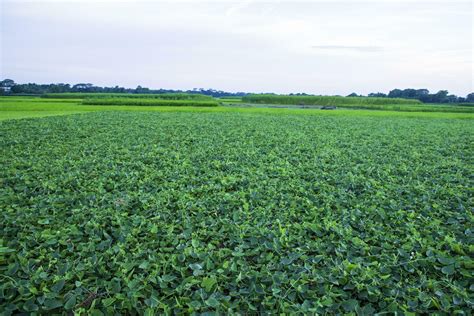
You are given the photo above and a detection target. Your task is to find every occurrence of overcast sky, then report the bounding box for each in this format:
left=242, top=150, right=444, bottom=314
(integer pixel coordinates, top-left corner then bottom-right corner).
left=1, top=0, right=472, bottom=95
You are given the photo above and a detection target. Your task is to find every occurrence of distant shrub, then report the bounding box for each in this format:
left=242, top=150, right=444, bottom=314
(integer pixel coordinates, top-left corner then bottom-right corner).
left=82, top=98, right=219, bottom=107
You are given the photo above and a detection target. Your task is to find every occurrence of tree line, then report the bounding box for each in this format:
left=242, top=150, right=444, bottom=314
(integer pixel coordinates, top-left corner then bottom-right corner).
left=0, top=79, right=247, bottom=98
left=348, top=89, right=474, bottom=104
left=1, top=79, right=473, bottom=103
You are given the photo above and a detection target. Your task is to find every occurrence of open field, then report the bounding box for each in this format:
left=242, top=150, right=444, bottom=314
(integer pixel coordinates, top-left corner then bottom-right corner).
left=225, top=102, right=474, bottom=113
left=2, top=97, right=474, bottom=121
left=1, top=97, right=473, bottom=314
left=82, top=98, right=219, bottom=107
left=239, top=95, right=474, bottom=113
left=41, top=93, right=213, bottom=100
left=242, top=94, right=423, bottom=105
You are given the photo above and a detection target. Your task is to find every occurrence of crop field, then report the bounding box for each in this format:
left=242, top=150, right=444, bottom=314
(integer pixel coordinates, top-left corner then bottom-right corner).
left=1, top=104, right=473, bottom=314
left=242, top=94, right=423, bottom=105
left=82, top=98, right=219, bottom=107
left=2, top=96, right=474, bottom=121
left=241, top=95, right=474, bottom=113
left=41, top=93, right=213, bottom=100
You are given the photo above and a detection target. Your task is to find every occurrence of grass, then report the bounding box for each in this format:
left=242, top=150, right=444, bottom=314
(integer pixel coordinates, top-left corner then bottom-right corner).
left=218, top=97, right=243, bottom=103
left=243, top=94, right=422, bottom=105
left=226, top=102, right=474, bottom=113
left=1, top=97, right=474, bottom=121
left=41, top=93, right=213, bottom=100
left=82, top=98, right=219, bottom=107
left=240, top=95, right=474, bottom=113
left=1, top=110, right=472, bottom=314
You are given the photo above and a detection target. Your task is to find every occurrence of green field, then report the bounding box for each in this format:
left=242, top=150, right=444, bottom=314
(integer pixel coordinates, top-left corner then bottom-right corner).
left=0, top=97, right=473, bottom=314
left=82, top=98, right=219, bottom=107
left=243, top=94, right=423, bottom=105
left=239, top=95, right=474, bottom=113
left=1, top=97, right=474, bottom=121
left=41, top=93, right=213, bottom=100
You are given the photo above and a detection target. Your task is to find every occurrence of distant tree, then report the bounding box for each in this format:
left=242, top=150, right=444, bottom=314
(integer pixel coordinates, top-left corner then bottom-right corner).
left=466, top=93, right=474, bottom=103
left=0, top=79, right=15, bottom=88
left=49, top=83, right=71, bottom=93
left=388, top=89, right=403, bottom=98
left=347, top=92, right=359, bottom=97
left=72, top=83, right=94, bottom=92
left=431, top=90, right=449, bottom=103
left=368, top=92, right=387, bottom=97
left=0, top=79, right=16, bottom=95
left=445, top=94, right=458, bottom=103
left=135, top=85, right=150, bottom=94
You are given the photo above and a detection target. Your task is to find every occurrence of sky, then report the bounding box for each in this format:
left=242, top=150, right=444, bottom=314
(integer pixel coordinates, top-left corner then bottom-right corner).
left=1, top=0, right=473, bottom=96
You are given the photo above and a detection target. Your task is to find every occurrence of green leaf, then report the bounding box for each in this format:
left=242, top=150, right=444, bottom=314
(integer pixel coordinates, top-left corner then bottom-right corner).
left=43, top=298, right=63, bottom=310
left=90, top=309, right=105, bottom=316
left=358, top=304, right=376, bottom=316
left=145, top=294, right=159, bottom=308
left=51, top=279, right=65, bottom=293
left=64, top=295, right=76, bottom=310
left=144, top=308, right=155, bottom=316
left=161, top=274, right=177, bottom=282
left=0, top=246, right=15, bottom=254
left=438, top=257, right=455, bottom=265
left=23, top=300, right=39, bottom=312
left=189, top=263, right=202, bottom=271
left=201, top=276, right=217, bottom=292
left=102, top=297, right=116, bottom=307
left=139, top=261, right=149, bottom=269
left=441, top=265, right=455, bottom=275
left=205, top=297, right=220, bottom=308
left=341, top=299, right=358, bottom=312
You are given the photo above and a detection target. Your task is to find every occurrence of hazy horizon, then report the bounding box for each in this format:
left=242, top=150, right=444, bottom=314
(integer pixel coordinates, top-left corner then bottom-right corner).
left=1, top=0, right=473, bottom=95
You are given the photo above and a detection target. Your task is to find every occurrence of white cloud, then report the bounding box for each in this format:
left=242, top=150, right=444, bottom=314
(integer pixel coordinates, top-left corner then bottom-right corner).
left=1, top=1, right=472, bottom=95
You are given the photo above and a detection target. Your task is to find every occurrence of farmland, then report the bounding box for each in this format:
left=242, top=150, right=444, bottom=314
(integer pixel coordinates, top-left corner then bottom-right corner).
left=240, top=95, right=474, bottom=113
left=1, top=96, right=474, bottom=121
left=82, top=98, right=219, bottom=107
left=0, top=96, right=473, bottom=314
left=41, top=93, right=214, bottom=100
left=242, top=94, right=423, bottom=105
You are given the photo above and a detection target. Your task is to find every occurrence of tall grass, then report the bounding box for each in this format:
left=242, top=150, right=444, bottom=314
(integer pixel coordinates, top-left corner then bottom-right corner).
left=242, top=94, right=422, bottom=106
left=42, top=93, right=213, bottom=100
left=325, top=103, right=474, bottom=113
left=82, top=98, right=219, bottom=107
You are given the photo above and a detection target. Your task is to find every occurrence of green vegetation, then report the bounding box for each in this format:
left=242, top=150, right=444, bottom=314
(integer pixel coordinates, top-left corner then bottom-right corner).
left=218, top=97, right=243, bottom=103
left=42, top=93, right=213, bottom=100
left=1, top=107, right=473, bottom=314
left=243, top=94, right=422, bottom=105
left=241, top=95, right=474, bottom=113
left=82, top=98, right=219, bottom=107
left=1, top=97, right=474, bottom=120
left=4, top=79, right=472, bottom=104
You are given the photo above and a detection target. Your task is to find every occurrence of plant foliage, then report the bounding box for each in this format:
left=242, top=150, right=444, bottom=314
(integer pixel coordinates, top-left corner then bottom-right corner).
left=0, top=111, right=472, bottom=314
left=243, top=94, right=422, bottom=106
left=81, top=98, right=219, bottom=107
left=42, top=93, right=213, bottom=100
